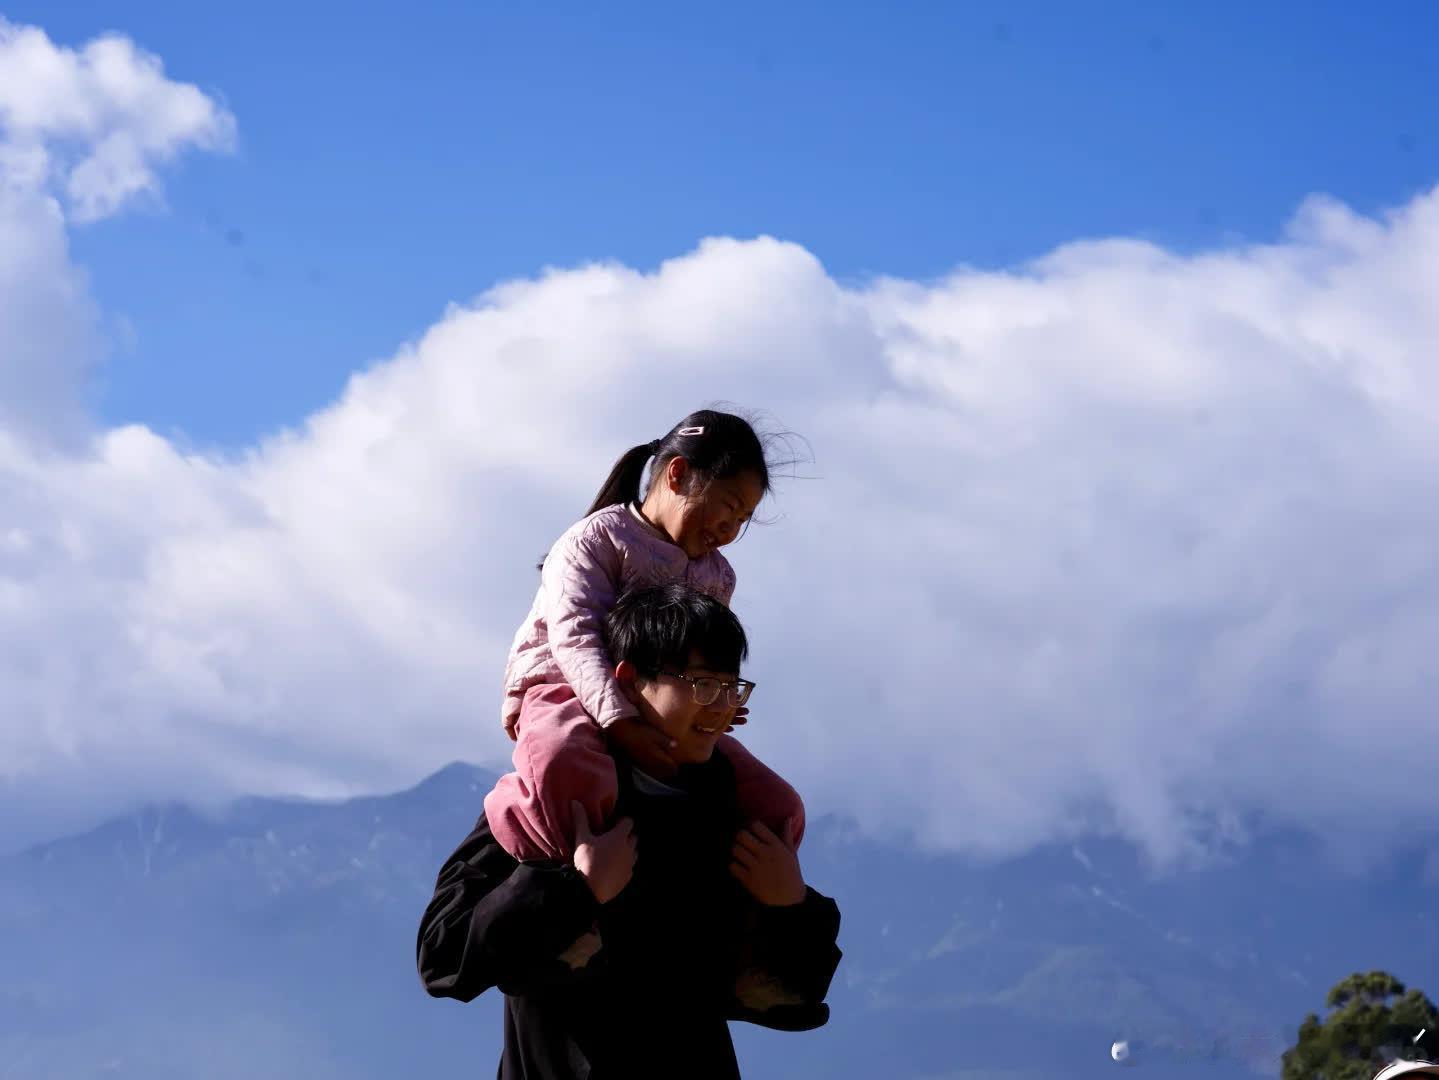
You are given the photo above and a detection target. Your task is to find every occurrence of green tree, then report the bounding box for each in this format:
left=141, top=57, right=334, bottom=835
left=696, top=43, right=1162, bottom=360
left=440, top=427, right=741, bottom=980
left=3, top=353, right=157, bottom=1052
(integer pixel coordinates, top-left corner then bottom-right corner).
left=1282, top=971, right=1439, bottom=1080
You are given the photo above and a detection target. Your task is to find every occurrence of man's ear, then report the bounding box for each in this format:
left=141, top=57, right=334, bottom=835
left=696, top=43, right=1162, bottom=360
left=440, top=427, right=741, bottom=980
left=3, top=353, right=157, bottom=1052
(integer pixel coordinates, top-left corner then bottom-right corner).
left=614, top=660, right=642, bottom=704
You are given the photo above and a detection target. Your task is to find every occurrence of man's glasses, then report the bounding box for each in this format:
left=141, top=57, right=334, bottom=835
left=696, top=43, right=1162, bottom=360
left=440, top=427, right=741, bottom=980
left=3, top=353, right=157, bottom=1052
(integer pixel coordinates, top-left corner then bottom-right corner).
left=657, top=670, right=755, bottom=708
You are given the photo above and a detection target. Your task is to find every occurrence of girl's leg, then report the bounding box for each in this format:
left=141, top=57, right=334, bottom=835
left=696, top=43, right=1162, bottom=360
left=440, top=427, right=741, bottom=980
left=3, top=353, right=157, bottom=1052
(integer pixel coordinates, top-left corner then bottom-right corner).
left=484, top=683, right=619, bottom=862
left=715, top=735, right=806, bottom=847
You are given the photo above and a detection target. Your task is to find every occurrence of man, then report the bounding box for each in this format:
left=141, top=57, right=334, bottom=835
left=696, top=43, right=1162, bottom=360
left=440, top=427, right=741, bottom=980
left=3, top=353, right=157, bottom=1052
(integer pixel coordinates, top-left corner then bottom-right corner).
left=416, top=583, right=842, bottom=1078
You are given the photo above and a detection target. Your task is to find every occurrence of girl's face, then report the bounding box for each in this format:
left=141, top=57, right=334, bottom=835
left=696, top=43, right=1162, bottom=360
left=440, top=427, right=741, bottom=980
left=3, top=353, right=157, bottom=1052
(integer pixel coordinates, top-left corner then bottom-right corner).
left=668, top=465, right=764, bottom=559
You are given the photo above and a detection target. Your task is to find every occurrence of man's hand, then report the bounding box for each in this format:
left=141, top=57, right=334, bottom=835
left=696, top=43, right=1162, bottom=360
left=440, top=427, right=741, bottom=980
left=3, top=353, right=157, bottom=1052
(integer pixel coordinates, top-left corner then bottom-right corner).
left=730, top=820, right=806, bottom=907
left=572, top=801, right=637, bottom=904
left=725, top=705, right=749, bottom=733
left=606, top=713, right=678, bottom=772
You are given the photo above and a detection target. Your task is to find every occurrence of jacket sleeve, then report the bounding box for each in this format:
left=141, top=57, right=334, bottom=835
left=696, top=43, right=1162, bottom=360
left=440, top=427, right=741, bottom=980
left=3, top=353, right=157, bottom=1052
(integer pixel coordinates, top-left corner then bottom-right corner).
left=416, top=815, right=602, bottom=1002
left=728, top=886, right=843, bottom=1031
left=540, top=526, right=638, bottom=728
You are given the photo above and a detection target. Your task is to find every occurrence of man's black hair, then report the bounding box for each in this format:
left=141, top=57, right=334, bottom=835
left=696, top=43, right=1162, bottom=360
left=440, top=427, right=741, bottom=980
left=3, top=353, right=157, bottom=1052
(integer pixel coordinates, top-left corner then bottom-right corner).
left=604, top=583, right=748, bottom=676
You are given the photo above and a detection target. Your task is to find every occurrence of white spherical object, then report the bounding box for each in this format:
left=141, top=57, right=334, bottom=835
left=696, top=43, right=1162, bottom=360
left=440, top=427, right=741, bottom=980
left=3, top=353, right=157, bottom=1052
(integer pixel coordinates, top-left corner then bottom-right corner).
left=1111, top=1041, right=1131, bottom=1064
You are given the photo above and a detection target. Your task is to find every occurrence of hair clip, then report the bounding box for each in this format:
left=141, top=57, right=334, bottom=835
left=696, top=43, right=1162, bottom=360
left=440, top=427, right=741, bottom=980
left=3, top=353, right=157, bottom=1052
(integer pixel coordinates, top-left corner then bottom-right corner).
left=677, top=426, right=705, bottom=436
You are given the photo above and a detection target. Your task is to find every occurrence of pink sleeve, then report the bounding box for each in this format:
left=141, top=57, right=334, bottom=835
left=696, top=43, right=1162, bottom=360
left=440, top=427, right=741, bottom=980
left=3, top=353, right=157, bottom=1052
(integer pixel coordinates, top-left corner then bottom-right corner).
left=540, top=526, right=639, bottom=729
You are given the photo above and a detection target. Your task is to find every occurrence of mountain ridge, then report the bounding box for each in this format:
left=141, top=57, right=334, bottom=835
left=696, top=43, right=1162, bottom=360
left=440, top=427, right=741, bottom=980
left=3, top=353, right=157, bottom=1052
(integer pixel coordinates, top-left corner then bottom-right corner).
left=3, top=762, right=1436, bottom=1079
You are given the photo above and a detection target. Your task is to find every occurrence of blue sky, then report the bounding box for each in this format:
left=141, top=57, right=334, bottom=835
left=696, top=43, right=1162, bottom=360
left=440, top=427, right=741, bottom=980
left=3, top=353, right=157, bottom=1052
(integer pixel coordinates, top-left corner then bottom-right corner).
left=10, top=0, right=1439, bottom=447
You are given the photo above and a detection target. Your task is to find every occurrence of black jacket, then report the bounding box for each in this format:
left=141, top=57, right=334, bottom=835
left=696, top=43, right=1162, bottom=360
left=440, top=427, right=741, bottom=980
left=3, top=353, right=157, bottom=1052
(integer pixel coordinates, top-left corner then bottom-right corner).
left=416, top=752, right=842, bottom=1079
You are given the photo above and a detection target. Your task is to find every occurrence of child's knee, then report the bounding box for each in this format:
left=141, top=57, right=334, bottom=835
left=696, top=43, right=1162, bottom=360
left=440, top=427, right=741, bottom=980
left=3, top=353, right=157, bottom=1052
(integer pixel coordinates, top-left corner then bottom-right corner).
left=761, top=774, right=804, bottom=822
left=522, top=733, right=617, bottom=809
left=771, top=784, right=806, bottom=846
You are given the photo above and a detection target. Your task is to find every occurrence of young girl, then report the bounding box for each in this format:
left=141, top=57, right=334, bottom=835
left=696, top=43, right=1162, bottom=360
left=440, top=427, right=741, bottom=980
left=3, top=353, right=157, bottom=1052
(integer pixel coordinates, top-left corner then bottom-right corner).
left=483, top=409, right=805, bottom=863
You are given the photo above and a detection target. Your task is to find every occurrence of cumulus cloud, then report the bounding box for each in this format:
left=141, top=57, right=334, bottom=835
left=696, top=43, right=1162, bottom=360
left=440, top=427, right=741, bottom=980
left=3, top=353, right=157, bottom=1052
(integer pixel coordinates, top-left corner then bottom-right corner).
left=4, top=21, right=1439, bottom=864
left=0, top=184, right=96, bottom=446
left=0, top=19, right=232, bottom=446
left=0, top=18, right=234, bottom=222
left=8, top=185, right=1439, bottom=862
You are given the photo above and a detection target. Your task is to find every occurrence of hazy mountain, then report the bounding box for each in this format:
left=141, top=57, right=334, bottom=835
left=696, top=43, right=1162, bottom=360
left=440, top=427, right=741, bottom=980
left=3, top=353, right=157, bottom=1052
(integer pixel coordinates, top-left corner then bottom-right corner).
left=2, top=763, right=1435, bottom=1080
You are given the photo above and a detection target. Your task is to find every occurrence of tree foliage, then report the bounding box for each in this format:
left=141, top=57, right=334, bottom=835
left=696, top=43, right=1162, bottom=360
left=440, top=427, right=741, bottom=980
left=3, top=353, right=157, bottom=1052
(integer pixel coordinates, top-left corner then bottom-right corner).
left=1282, top=971, right=1439, bottom=1080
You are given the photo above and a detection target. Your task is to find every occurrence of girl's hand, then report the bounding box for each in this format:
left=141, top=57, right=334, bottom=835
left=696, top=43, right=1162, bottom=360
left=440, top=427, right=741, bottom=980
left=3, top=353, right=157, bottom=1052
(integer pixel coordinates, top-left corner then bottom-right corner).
left=730, top=819, right=806, bottom=907
left=572, top=801, right=637, bottom=904
left=725, top=705, right=749, bottom=733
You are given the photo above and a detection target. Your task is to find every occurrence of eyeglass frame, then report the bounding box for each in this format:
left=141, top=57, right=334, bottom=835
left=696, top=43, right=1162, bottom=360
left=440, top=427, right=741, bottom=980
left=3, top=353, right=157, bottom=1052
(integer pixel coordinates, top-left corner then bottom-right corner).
left=656, top=669, right=755, bottom=708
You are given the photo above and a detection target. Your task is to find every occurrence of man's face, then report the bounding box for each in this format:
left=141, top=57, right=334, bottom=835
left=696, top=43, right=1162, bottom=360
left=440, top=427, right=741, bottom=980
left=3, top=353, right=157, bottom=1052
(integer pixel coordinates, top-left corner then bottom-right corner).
left=622, top=649, right=740, bottom=767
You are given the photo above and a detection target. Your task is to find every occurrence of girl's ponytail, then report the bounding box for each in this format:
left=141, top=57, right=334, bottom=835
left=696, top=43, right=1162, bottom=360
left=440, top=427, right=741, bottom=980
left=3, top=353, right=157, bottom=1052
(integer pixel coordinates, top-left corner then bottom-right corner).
left=583, top=440, right=661, bottom=518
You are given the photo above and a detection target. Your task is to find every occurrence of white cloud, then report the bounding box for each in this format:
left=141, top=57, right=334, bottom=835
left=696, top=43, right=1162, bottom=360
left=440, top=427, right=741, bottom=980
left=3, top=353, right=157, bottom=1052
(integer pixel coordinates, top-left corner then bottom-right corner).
left=4, top=21, right=1439, bottom=864
left=8, top=192, right=1439, bottom=863
left=0, top=184, right=96, bottom=446
left=0, top=19, right=232, bottom=447
left=0, top=18, right=234, bottom=222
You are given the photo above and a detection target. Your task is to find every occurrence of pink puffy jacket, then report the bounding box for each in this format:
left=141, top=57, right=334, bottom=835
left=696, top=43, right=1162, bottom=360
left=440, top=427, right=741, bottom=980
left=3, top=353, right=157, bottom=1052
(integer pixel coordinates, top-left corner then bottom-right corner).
left=501, top=502, right=737, bottom=735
